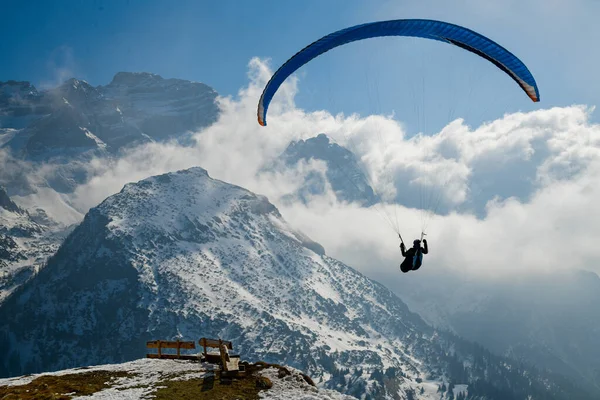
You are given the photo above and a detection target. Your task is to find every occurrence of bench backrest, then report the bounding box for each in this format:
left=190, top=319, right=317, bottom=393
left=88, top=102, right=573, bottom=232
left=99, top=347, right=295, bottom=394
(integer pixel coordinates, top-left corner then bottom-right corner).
left=147, top=340, right=196, bottom=350
left=199, top=338, right=232, bottom=350
left=146, top=340, right=196, bottom=359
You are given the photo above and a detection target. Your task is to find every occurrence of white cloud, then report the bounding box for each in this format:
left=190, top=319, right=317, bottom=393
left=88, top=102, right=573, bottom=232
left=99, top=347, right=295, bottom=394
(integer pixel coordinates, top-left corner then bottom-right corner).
left=282, top=103, right=600, bottom=280
left=12, top=57, right=600, bottom=284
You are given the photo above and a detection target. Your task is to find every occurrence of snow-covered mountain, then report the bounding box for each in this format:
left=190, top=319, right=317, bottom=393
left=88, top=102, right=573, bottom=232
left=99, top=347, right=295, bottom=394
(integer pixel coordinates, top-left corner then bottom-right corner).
left=0, top=73, right=220, bottom=198
left=0, top=168, right=588, bottom=399
left=0, top=73, right=219, bottom=160
left=0, top=80, right=48, bottom=132
left=0, top=71, right=218, bottom=313
left=0, top=186, right=70, bottom=303
left=275, top=134, right=377, bottom=205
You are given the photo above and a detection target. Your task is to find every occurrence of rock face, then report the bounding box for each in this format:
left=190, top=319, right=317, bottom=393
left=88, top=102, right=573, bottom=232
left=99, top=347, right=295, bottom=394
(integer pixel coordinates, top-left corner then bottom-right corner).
left=276, top=134, right=377, bottom=206
left=0, top=80, right=48, bottom=131
left=0, top=73, right=219, bottom=161
left=0, top=187, right=22, bottom=214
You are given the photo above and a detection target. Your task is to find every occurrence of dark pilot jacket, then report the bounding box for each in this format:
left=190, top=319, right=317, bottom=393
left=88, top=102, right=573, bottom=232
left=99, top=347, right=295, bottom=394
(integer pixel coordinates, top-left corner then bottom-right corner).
left=400, top=241, right=428, bottom=273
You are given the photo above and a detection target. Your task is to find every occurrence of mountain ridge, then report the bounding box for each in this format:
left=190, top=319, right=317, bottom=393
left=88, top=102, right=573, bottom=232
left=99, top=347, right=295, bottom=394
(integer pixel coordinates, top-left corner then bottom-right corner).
left=0, top=167, right=590, bottom=399
left=0, top=72, right=220, bottom=161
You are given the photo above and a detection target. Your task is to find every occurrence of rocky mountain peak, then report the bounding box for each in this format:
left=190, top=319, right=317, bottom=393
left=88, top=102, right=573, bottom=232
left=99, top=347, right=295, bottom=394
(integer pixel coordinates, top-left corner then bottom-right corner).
left=279, top=133, right=377, bottom=206
left=0, top=187, right=22, bottom=214
left=108, top=72, right=165, bottom=87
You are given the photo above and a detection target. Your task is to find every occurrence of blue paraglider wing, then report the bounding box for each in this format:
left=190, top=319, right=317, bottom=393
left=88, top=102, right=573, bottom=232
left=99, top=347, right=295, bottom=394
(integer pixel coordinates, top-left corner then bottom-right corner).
left=257, top=19, right=540, bottom=126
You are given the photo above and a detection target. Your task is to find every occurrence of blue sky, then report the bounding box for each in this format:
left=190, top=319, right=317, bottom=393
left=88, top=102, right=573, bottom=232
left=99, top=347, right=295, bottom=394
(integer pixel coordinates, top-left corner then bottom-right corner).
left=2, top=0, right=598, bottom=132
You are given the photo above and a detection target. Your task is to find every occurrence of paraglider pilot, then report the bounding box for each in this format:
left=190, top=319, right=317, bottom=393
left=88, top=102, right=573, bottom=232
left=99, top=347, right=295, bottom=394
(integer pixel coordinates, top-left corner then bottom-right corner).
left=400, top=239, right=428, bottom=273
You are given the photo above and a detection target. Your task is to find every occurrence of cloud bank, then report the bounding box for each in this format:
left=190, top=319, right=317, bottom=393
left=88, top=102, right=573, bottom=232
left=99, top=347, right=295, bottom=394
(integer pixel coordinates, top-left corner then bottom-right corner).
left=4, top=57, right=600, bottom=284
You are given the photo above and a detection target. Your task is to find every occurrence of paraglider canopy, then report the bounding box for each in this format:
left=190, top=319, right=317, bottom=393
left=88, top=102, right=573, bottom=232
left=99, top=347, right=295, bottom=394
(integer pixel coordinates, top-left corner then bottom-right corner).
left=257, top=19, right=539, bottom=127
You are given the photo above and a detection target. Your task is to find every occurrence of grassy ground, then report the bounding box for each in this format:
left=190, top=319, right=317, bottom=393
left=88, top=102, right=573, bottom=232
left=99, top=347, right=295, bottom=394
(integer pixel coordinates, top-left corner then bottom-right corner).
left=152, top=371, right=263, bottom=400
left=0, top=370, right=132, bottom=399
left=0, top=361, right=308, bottom=399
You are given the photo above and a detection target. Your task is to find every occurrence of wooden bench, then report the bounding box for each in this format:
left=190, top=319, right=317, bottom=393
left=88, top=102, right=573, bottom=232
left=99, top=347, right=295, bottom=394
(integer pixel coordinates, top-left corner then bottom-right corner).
left=199, top=338, right=241, bottom=372
left=146, top=340, right=198, bottom=360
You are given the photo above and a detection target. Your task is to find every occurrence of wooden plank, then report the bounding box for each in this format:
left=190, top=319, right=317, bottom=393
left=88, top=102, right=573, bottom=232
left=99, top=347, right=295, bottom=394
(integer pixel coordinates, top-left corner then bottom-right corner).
left=199, top=338, right=232, bottom=349
left=199, top=338, right=221, bottom=348
left=146, top=340, right=195, bottom=349
left=225, top=356, right=240, bottom=372
left=146, top=354, right=200, bottom=360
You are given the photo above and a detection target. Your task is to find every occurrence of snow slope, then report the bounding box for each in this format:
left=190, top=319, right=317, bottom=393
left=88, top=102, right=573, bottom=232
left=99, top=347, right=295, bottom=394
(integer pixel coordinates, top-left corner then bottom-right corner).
left=0, top=187, right=69, bottom=303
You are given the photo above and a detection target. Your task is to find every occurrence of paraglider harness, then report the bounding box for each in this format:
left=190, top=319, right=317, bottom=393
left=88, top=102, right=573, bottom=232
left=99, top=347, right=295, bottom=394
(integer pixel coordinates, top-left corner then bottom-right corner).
left=399, top=233, right=427, bottom=273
